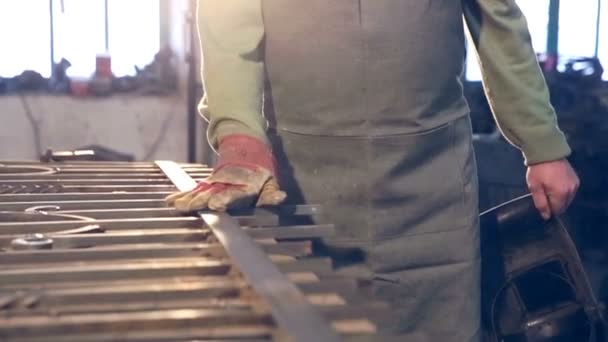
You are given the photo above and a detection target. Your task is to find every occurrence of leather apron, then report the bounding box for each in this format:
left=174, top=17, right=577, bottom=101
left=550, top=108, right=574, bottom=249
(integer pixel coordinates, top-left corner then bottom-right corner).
left=262, top=1, right=481, bottom=340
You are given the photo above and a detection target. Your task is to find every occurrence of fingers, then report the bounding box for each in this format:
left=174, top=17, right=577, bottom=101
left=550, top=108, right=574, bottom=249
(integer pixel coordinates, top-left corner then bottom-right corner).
left=527, top=159, right=580, bottom=220
left=164, top=191, right=192, bottom=206
left=546, top=191, right=570, bottom=217
left=256, top=178, right=287, bottom=206
left=165, top=173, right=286, bottom=212
left=183, top=189, right=214, bottom=212
left=529, top=183, right=551, bottom=220
left=547, top=180, right=579, bottom=217
left=208, top=187, right=255, bottom=212
left=173, top=191, right=199, bottom=212
left=167, top=183, right=252, bottom=213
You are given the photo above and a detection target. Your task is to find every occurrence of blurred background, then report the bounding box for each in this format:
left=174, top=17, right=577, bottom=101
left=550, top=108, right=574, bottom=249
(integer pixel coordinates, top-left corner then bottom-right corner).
left=0, top=0, right=208, bottom=165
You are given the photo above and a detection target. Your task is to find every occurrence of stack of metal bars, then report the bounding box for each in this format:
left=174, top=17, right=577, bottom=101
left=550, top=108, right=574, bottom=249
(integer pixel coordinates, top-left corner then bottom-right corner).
left=0, top=160, right=388, bottom=342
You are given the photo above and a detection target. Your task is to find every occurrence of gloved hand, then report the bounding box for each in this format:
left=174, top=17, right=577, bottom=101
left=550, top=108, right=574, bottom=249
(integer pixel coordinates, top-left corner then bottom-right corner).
left=165, top=135, right=287, bottom=212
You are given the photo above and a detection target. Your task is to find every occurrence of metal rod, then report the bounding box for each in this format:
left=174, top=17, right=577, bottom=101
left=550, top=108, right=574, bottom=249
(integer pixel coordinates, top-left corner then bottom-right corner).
left=0, top=259, right=230, bottom=286
left=0, top=309, right=271, bottom=339
left=156, top=161, right=341, bottom=342
left=0, top=326, right=272, bottom=342
left=595, top=0, right=602, bottom=57
left=185, top=1, right=198, bottom=163
left=547, top=0, right=560, bottom=55
left=49, top=0, right=55, bottom=69
left=0, top=173, right=210, bottom=180
left=0, top=192, right=171, bottom=202
left=104, top=0, right=109, bottom=52
left=0, top=241, right=312, bottom=265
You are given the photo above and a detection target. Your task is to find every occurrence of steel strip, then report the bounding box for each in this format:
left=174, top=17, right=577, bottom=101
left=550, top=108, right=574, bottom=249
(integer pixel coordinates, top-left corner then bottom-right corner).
left=155, top=160, right=341, bottom=342
left=0, top=309, right=272, bottom=339
left=0, top=241, right=312, bottom=265
left=0, top=259, right=231, bottom=285
left=0, top=173, right=211, bottom=180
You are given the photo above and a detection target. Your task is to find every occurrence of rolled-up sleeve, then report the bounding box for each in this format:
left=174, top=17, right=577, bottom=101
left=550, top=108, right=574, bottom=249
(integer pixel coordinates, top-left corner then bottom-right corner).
left=463, top=0, right=571, bottom=165
left=197, top=0, right=267, bottom=149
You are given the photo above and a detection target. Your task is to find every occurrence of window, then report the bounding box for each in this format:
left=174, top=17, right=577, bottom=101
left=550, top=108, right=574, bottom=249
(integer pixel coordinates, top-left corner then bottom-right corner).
left=558, top=1, right=599, bottom=60
left=53, top=0, right=107, bottom=78
left=466, top=0, right=607, bottom=81
left=108, top=0, right=160, bottom=77
left=466, top=0, right=551, bottom=81
left=0, top=1, right=51, bottom=77
left=0, top=0, right=160, bottom=79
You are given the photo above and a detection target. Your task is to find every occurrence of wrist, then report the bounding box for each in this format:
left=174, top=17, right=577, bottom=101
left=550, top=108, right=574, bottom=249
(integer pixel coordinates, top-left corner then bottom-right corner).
left=216, top=134, right=276, bottom=175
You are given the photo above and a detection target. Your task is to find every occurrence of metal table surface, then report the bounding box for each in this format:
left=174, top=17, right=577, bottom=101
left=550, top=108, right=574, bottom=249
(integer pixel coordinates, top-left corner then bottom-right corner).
left=0, top=160, right=388, bottom=342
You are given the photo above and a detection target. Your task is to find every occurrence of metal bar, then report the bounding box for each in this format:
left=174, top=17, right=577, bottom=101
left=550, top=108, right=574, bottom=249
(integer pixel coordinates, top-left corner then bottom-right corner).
left=56, top=185, right=176, bottom=191
left=0, top=173, right=211, bottom=180
left=4, top=328, right=272, bottom=342
left=0, top=309, right=272, bottom=339
left=595, top=0, right=602, bottom=57
left=0, top=217, right=329, bottom=235
left=0, top=192, right=171, bottom=202
left=0, top=259, right=231, bottom=285
left=0, top=272, right=335, bottom=292
left=1, top=292, right=383, bottom=323
left=0, top=199, right=167, bottom=211
left=49, top=0, right=55, bottom=71
left=0, top=225, right=332, bottom=251
left=53, top=208, right=183, bottom=219
left=0, top=217, right=204, bottom=233
left=0, top=197, right=317, bottom=212
left=547, top=0, right=560, bottom=55
left=0, top=275, right=233, bottom=291
left=0, top=297, right=250, bottom=317
left=0, top=215, right=330, bottom=236
left=103, top=0, right=109, bottom=51
left=156, top=160, right=341, bottom=342
left=1, top=257, right=333, bottom=278
left=51, top=208, right=281, bottom=226
left=1, top=161, right=202, bottom=167
left=185, top=0, right=199, bottom=163
left=0, top=284, right=362, bottom=315
left=0, top=179, right=198, bottom=185
left=0, top=229, right=212, bottom=250
left=0, top=278, right=243, bottom=309
left=0, top=241, right=312, bottom=265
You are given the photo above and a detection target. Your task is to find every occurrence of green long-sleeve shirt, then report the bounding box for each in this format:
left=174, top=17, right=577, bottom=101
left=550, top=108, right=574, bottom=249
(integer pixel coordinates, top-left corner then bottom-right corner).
left=196, top=0, right=571, bottom=165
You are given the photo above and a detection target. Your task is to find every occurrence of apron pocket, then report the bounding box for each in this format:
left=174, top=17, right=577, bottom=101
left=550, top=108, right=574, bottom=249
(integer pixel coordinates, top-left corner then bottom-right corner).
left=370, top=115, right=478, bottom=240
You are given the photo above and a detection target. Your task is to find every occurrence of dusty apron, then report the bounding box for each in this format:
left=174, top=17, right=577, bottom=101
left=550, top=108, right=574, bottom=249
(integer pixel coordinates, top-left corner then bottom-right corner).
left=262, top=1, right=481, bottom=340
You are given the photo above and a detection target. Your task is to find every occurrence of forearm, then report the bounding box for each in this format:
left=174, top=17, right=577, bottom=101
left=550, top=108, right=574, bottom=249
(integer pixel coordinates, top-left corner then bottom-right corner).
left=197, top=0, right=267, bottom=149
left=463, top=0, right=571, bottom=165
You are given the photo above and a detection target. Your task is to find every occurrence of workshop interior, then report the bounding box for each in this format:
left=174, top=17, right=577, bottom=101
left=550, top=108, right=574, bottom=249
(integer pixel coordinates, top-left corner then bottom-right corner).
left=0, top=0, right=607, bottom=341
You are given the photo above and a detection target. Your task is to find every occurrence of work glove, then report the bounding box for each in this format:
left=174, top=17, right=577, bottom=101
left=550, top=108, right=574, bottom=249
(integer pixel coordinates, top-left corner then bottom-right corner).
left=165, top=135, right=287, bottom=212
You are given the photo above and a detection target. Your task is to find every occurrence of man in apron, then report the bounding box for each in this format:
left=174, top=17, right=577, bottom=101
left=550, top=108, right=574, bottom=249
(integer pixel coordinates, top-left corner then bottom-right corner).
left=167, top=1, right=580, bottom=340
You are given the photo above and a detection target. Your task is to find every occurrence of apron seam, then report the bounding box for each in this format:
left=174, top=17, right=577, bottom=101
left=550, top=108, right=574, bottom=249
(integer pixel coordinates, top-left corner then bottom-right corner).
left=371, top=216, right=478, bottom=242
left=271, top=120, right=455, bottom=138
left=375, top=257, right=480, bottom=277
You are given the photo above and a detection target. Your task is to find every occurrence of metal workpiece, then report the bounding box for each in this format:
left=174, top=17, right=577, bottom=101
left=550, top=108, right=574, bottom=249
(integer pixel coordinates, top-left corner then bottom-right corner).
left=0, top=160, right=386, bottom=341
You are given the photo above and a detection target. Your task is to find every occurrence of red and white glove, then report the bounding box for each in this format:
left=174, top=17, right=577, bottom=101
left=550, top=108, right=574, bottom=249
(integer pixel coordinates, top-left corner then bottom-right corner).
left=165, top=135, right=287, bottom=212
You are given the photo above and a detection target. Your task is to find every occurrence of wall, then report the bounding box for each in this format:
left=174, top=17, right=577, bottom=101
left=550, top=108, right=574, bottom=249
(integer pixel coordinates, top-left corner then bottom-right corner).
left=0, top=94, right=191, bottom=162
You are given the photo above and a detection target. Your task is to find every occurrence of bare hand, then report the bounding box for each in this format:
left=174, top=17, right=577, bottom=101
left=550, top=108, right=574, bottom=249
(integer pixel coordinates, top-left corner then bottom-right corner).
left=526, top=159, right=580, bottom=220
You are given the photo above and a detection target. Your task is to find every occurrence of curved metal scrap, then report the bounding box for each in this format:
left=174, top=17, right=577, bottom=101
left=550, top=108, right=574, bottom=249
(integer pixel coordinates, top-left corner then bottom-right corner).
left=0, top=164, right=56, bottom=177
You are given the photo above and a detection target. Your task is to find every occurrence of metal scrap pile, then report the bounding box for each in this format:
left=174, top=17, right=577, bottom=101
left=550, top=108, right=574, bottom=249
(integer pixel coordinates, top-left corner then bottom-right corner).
left=0, top=161, right=388, bottom=342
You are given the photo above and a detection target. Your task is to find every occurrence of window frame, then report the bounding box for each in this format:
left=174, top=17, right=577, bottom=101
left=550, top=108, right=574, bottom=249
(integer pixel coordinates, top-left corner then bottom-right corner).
left=465, top=0, right=606, bottom=81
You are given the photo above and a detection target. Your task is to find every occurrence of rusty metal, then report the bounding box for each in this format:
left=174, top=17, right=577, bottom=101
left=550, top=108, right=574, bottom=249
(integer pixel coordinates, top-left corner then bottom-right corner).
left=0, top=160, right=387, bottom=341
left=156, top=160, right=341, bottom=342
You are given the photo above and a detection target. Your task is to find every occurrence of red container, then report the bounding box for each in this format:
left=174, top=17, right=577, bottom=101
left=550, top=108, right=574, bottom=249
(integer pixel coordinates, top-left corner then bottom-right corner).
left=70, top=78, right=90, bottom=97
left=96, top=54, right=112, bottom=78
